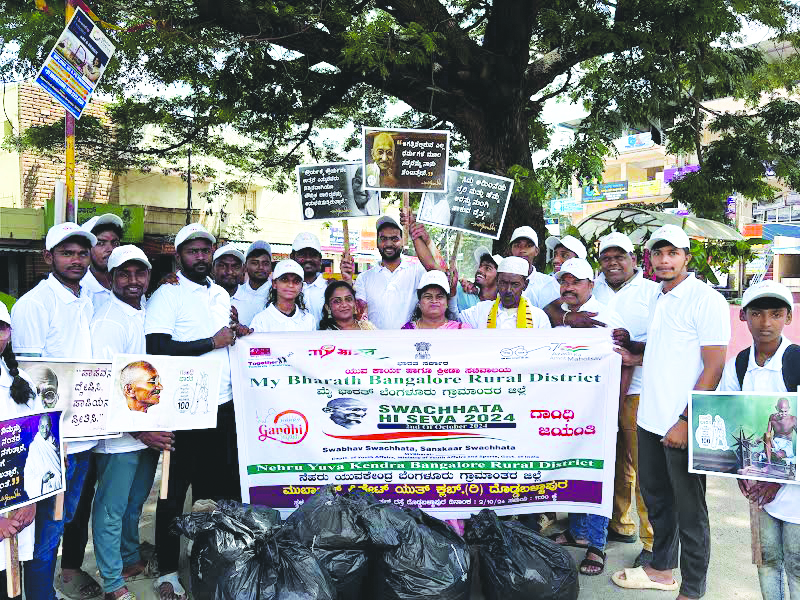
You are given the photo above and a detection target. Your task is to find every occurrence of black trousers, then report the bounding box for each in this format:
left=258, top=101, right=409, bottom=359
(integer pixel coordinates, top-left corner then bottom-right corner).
left=0, top=568, right=22, bottom=600
left=155, top=400, right=241, bottom=574
left=638, top=426, right=710, bottom=599
left=60, top=453, right=98, bottom=570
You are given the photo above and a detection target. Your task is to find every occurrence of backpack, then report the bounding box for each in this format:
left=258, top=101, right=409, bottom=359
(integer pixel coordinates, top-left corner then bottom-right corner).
left=735, top=343, right=800, bottom=392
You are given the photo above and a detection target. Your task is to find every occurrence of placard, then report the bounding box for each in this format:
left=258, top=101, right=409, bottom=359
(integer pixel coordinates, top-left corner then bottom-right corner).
left=19, top=359, right=118, bottom=442
left=689, top=391, right=799, bottom=485
left=34, top=7, right=116, bottom=119
left=297, top=162, right=381, bottom=220
left=417, top=168, right=513, bottom=240
left=0, top=410, right=65, bottom=511
left=363, top=127, right=449, bottom=192
left=106, top=355, right=223, bottom=432
left=232, top=329, right=620, bottom=519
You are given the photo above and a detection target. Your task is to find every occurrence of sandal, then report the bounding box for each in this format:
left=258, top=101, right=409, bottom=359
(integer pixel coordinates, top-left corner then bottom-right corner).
left=579, top=546, right=606, bottom=576
left=633, top=549, right=653, bottom=568
left=154, top=573, right=187, bottom=600
left=548, top=530, right=589, bottom=549
left=123, top=557, right=159, bottom=582
left=60, top=570, right=103, bottom=600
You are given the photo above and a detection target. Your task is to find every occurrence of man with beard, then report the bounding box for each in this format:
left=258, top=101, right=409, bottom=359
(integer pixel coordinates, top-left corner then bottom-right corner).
left=11, top=222, right=100, bottom=600
left=144, top=223, right=239, bottom=600
left=80, top=214, right=124, bottom=312
left=231, top=241, right=272, bottom=327
left=212, top=245, right=246, bottom=297
left=344, top=216, right=430, bottom=329
left=290, top=233, right=327, bottom=323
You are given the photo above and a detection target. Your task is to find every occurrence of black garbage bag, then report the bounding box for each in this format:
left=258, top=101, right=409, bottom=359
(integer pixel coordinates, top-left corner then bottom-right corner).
left=360, top=503, right=471, bottom=600
left=173, top=501, right=282, bottom=600
left=282, top=486, right=374, bottom=600
left=464, top=509, right=579, bottom=600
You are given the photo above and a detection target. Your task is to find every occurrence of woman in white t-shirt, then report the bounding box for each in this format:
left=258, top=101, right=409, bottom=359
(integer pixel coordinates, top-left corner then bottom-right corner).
left=250, top=260, right=317, bottom=332
left=0, top=303, right=38, bottom=599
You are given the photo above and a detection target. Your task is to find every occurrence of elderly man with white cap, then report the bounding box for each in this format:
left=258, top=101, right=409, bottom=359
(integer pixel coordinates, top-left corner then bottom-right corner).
left=612, top=224, right=729, bottom=600
left=89, top=246, right=173, bottom=600
left=79, top=213, right=124, bottom=312
left=591, top=231, right=659, bottom=566
left=145, top=223, right=240, bottom=600
left=290, top=233, right=327, bottom=323
left=250, top=260, right=316, bottom=332
left=231, top=241, right=272, bottom=327
left=457, top=256, right=551, bottom=329
left=508, top=226, right=562, bottom=309
left=11, top=222, right=99, bottom=600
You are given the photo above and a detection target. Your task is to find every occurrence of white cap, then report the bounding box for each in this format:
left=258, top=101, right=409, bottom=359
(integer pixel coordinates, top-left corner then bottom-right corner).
left=81, top=213, right=124, bottom=234
left=742, top=280, right=794, bottom=310
left=497, top=256, right=530, bottom=277
left=376, top=215, right=401, bottom=232
left=0, top=303, right=10, bottom=326
left=292, top=232, right=321, bottom=253
left=473, top=246, right=501, bottom=268
left=417, top=270, right=450, bottom=294
left=273, top=259, right=304, bottom=280
left=545, top=235, right=587, bottom=259
left=175, top=223, right=215, bottom=249
left=644, top=224, right=691, bottom=251
left=598, top=232, right=635, bottom=255
left=108, top=245, right=152, bottom=271
left=246, top=240, right=272, bottom=259
left=510, top=226, right=538, bottom=247
left=213, top=244, right=245, bottom=264
left=555, top=258, right=594, bottom=281
left=46, top=222, right=96, bottom=251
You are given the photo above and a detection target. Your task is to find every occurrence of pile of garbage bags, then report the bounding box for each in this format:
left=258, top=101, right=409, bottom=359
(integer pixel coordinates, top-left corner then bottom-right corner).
left=174, top=488, right=579, bottom=600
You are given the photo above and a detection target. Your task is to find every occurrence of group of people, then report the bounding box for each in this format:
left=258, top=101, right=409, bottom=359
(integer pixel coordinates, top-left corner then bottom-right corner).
left=0, top=207, right=795, bottom=600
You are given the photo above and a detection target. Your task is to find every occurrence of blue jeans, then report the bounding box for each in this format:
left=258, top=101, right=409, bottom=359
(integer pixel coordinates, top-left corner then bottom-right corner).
left=92, top=449, right=158, bottom=593
left=24, top=450, right=91, bottom=600
left=569, top=513, right=609, bottom=550
left=758, top=509, right=800, bottom=600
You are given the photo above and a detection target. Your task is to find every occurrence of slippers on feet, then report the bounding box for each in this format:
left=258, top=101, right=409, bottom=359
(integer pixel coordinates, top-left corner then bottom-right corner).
left=60, top=570, right=103, bottom=600
left=154, top=573, right=187, bottom=600
left=548, top=530, right=589, bottom=549
left=611, top=566, right=679, bottom=591
left=606, top=529, right=638, bottom=543
left=633, top=549, right=654, bottom=568
left=579, top=547, right=606, bottom=576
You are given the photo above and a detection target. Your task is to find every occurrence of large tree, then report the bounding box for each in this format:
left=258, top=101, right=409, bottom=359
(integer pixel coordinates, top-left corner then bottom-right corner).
left=2, top=0, right=800, bottom=258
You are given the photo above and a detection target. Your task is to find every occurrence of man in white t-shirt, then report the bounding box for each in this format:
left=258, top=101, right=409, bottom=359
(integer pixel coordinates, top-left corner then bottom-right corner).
left=592, top=232, right=658, bottom=565
left=212, top=245, right=246, bottom=298
left=79, top=214, right=124, bottom=312
left=508, top=226, right=561, bottom=310
left=612, top=225, right=729, bottom=599
left=144, top=223, right=239, bottom=600
left=718, top=280, right=800, bottom=600
left=291, top=232, right=327, bottom=323
left=90, top=245, right=174, bottom=600
left=11, top=222, right=99, bottom=600
left=231, top=241, right=272, bottom=327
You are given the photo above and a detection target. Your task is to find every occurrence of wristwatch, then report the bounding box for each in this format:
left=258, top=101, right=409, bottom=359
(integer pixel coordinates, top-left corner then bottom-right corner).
left=678, top=414, right=688, bottom=422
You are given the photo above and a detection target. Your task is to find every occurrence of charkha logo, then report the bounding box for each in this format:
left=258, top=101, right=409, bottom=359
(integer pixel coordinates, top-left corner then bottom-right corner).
left=258, top=410, right=308, bottom=444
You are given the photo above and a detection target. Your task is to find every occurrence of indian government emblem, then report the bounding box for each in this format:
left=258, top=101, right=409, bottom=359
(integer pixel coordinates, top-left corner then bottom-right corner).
left=414, top=342, right=431, bottom=360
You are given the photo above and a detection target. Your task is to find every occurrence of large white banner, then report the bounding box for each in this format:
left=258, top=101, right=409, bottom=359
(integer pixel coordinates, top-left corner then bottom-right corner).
left=232, top=329, right=620, bottom=519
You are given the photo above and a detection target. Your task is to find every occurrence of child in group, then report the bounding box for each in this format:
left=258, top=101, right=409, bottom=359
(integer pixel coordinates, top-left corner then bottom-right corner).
left=718, top=280, right=800, bottom=599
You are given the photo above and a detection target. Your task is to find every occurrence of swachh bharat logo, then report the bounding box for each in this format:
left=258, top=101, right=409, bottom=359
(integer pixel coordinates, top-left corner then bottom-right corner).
left=258, top=410, right=308, bottom=444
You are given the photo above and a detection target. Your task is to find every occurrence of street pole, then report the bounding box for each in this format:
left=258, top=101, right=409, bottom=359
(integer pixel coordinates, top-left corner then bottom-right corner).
left=186, top=148, right=192, bottom=225
left=64, top=0, right=76, bottom=223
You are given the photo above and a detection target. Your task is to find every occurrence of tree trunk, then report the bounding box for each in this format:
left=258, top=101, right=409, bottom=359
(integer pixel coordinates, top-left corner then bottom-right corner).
left=463, top=105, right=546, bottom=269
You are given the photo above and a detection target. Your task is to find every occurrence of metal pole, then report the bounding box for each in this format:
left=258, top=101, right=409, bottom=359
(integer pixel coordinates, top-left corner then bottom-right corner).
left=65, top=0, right=76, bottom=223
left=186, top=148, right=192, bottom=225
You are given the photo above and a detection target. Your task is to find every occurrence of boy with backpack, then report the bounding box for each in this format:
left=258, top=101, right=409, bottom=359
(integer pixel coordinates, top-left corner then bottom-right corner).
left=718, top=279, right=800, bottom=599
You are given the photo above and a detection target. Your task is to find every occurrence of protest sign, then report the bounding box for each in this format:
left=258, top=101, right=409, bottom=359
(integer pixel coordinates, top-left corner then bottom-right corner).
left=689, top=391, right=799, bottom=485
left=34, top=7, right=115, bottom=120
left=105, top=355, right=222, bottom=433
left=363, top=127, right=449, bottom=192
left=231, top=329, right=620, bottom=519
left=297, top=162, right=381, bottom=220
left=0, top=410, right=65, bottom=512
left=19, top=359, right=118, bottom=442
left=417, top=168, right=513, bottom=240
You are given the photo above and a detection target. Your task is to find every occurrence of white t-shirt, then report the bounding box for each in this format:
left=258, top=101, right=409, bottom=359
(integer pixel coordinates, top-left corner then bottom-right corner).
left=81, top=269, right=113, bottom=312
left=11, top=274, right=96, bottom=454
left=231, top=281, right=271, bottom=327
left=144, top=272, right=232, bottom=405
left=638, top=274, right=730, bottom=436
left=526, top=270, right=560, bottom=310
left=354, top=258, right=427, bottom=330
left=718, top=337, right=800, bottom=523
left=593, top=270, right=659, bottom=396
left=250, top=304, right=316, bottom=333
left=303, top=274, right=327, bottom=326
left=90, top=294, right=147, bottom=454
left=458, top=299, right=552, bottom=330
left=557, top=296, right=626, bottom=331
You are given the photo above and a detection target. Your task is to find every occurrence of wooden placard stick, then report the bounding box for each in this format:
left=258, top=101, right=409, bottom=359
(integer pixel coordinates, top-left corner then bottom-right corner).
left=4, top=512, right=19, bottom=598
left=342, top=220, right=351, bottom=260
left=160, top=450, right=171, bottom=500
left=449, top=232, right=462, bottom=274
left=402, top=192, right=410, bottom=247
left=53, top=441, right=65, bottom=520
left=750, top=501, right=763, bottom=566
